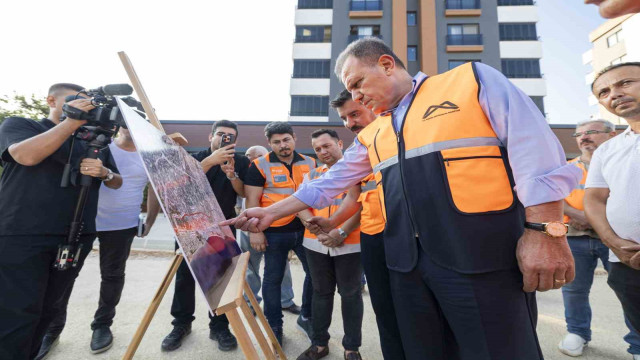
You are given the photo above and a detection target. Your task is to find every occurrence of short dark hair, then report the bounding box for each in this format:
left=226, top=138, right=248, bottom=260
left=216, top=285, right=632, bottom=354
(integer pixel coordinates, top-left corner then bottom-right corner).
left=264, top=121, right=294, bottom=140
left=48, top=83, right=84, bottom=96
left=212, top=119, right=239, bottom=137
left=592, top=62, right=640, bottom=90
left=311, top=128, right=340, bottom=141
left=330, top=89, right=352, bottom=109
left=335, top=37, right=406, bottom=79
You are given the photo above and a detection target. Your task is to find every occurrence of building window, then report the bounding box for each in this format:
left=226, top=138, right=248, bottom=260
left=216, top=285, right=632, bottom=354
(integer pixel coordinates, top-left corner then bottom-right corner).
left=295, top=26, right=332, bottom=43
left=607, top=30, right=622, bottom=47
left=446, top=0, right=480, bottom=9
left=530, top=96, right=545, bottom=114
left=407, top=12, right=417, bottom=26
left=497, top=0, right=534, bottom=5
left=290, top=96, right=330, bottom=116
left=611, top=54, right=627, bottom=65
left=448, top=59, right=479, bottom=70
left=447, top=24, right=482, bottom=45
left=293, top=60, right=331, bottom=79
left=349, top=25, right=381, bottom=42
left=350, top=0, right=383, bottom=11
left=298, top=0, right=333, bottom=9
left=501, top=59, right=541, bottom=78
left=499, top=23, right=537, bottom=41
left=408, top=46, right=417, bottom=62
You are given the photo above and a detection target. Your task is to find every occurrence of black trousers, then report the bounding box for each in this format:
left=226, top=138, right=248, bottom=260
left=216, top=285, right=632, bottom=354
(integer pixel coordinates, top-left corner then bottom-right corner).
left=48, top=227, right=137, bottom=335
left=390, top=244, right=542, bottom=360
left=0, top=235, right=93, bottom=360
left=305, top=249, right=363, bottom=351
left=360, top=232, right=406, bottom=360
left=608, top=262, right=640, bottom=333
left=170, top=242, right=229, bottom=331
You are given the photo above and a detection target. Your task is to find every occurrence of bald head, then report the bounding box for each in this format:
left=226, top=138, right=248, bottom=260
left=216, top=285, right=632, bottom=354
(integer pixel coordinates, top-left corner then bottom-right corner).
left=245, top=145, right=269, bottom=161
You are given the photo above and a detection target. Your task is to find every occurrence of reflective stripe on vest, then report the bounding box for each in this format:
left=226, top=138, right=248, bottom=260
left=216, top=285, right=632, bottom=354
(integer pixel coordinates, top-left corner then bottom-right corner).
left=254, top=153, right=315, bottom=227
left=302, top=165, right=361, bottom=250
left=355, top=62, right=524, bottom=273
left=564, top=157, right=587, bottom=223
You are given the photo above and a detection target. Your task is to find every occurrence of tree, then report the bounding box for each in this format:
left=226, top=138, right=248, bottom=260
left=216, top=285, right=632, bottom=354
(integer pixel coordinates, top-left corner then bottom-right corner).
left=0, top=93, right=48, bottom=174
left=0, top=93, right=49, bottom=125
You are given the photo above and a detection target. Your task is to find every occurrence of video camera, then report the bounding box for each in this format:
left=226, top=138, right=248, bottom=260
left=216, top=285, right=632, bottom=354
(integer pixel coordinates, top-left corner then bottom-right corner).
left=55, top=84, right=145, bottom=271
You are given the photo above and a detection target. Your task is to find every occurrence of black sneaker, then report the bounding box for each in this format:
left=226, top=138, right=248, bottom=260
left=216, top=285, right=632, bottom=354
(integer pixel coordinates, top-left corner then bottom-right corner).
left=161, top=325, right=191, bottom=352
left=35, top=333, right=59, bottom=360
left=209, top=328, right=238, bottom=352
left=282, top=303, right=302, bottom=315
left=296, top=315, right=313, bottom=342
left=90, top=327, right=113, bottom=354
left=271, top=326, right=283, bottom=347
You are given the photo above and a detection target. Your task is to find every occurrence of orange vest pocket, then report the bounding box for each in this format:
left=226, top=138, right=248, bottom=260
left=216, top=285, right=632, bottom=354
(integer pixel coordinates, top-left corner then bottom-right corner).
left=440, top=149, right=515, bottom=214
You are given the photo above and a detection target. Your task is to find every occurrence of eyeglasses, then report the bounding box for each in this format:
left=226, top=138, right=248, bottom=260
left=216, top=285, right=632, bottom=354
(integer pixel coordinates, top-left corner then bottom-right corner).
left=571, top=130, right=609, bottom=137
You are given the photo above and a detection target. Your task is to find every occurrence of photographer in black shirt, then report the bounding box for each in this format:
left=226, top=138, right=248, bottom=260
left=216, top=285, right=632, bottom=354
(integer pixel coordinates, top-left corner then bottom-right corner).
left=0, top=83, right=121, bottom=360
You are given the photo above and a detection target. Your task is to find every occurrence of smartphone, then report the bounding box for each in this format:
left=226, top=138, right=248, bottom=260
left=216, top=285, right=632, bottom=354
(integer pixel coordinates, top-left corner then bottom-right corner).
left=220, top=134, right=236, bottom=148
left=137, top=214, right=146, bottom=237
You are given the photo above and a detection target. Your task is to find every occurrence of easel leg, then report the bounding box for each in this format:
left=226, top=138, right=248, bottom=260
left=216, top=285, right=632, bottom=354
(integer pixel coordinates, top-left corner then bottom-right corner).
left=227, top=308, right=260, bottom=360
left=244, top=282, right=287, bottom=359
left=123, top=253, right=183, bottom=360
left=240, top=300, right=276, bottom=360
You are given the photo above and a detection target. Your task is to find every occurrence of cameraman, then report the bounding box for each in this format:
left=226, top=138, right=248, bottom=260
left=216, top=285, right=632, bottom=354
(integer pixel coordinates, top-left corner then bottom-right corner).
left=0, top=83, right=121, bottom=360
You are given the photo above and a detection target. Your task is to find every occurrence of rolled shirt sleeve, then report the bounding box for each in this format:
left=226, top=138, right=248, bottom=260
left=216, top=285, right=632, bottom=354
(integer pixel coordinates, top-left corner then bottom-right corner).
left=475, top=63, right=582, bottom=207
left=293, top=139, right=372, bottom=209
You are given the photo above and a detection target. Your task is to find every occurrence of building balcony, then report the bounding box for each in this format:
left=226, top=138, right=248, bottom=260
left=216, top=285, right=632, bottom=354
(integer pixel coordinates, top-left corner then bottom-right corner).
left=445, top=0, right=482, bottom=15
left=349, top=1, right=383, bottom=18
left=498, top=0, right=534, bottom=5
left=297, top=0, right=333, bottom=9
left=446, top=34, right=484, bottom=51
left=348, top=34, right=383, bottom=43
left=350, top=0, right=382, bottom=11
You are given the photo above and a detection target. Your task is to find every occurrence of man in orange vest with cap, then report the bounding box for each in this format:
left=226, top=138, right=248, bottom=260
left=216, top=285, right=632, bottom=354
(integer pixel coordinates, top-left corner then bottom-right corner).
left=296, top=129, right=364, bottom=360
left=558, top=119, right=619, bottom=356
left=224, top=38, right=582, bottom=359
left=243, top=121, right=316, bottom=347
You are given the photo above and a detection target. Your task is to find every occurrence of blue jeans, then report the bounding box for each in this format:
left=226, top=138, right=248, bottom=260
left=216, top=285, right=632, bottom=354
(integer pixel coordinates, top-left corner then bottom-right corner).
left=240, top=231, right=295, bottom=307
left=562, top=236, right=610, bottom=341
left=263, top=231, right=312, bottom=329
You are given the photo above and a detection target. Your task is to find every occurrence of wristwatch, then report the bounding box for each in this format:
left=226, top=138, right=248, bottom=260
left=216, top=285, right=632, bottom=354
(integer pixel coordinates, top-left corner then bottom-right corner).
left=337, top=228, right=348, bottom=240
left=101, top=168, right=114, bottom=182
left=524, top=221, right=568, bottom=237
left=227, top=172, right=239, bottom=181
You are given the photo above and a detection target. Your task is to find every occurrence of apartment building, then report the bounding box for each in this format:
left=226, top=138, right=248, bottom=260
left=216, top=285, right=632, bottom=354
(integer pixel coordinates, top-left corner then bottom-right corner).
left=289, top=0, right=546, bottom=123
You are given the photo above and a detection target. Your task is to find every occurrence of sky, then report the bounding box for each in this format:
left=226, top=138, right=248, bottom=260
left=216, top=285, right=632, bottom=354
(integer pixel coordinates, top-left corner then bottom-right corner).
left=0, top=0, right=606, bottom=124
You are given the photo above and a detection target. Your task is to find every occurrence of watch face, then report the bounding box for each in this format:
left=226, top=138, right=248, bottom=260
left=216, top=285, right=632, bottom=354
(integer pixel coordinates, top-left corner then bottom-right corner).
left=546, top=222, right=567, bottom=237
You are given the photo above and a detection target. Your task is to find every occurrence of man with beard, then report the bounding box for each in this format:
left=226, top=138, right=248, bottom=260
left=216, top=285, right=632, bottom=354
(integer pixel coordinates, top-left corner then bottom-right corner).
left=557, top=120, right=638, bottom=357
left=243, top=122, right=316, bottom=346
left=306, top=90, right=405, bottom=359
left=296, top=129, right=364, bottom=360
left=585, top=63, right=640, bottom=359
left=161, top=120, right=248, bottom=353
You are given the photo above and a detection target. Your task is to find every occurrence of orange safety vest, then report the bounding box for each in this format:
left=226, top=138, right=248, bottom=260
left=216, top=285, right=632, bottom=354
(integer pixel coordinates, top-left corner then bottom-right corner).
left=303, top=165, right=361, bottom=255
left=564, top=157, right=587, bottom=223
left=357, top=62, right=524, bottom=273
left=358, top=173, right=385, bottom=235
left=253, top=152, right=316, bottom=227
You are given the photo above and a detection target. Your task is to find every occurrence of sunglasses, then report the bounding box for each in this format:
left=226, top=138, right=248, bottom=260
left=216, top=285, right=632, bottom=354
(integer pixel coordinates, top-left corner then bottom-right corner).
left=571, top=130, right=609, bottom=138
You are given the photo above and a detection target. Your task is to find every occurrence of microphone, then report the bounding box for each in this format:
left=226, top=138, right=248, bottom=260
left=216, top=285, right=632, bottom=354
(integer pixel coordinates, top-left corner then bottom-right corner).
left=86, top=84, right=133, bottom=96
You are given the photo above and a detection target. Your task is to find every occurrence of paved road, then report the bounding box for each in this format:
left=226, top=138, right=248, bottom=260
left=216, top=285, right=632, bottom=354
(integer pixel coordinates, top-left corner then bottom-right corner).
left=44, top=215, right=634, bottom=359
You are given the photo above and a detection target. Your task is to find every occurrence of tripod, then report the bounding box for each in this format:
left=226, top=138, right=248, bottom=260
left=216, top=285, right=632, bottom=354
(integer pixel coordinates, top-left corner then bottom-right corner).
left=55, top=127, right=114, bottom=271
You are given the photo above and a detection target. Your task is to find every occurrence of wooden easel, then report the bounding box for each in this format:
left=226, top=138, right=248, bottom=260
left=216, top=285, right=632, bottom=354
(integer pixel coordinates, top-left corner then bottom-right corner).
left=123, top=252, right=286, bottom=359
left=118, top=52, right=286, bottom=359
